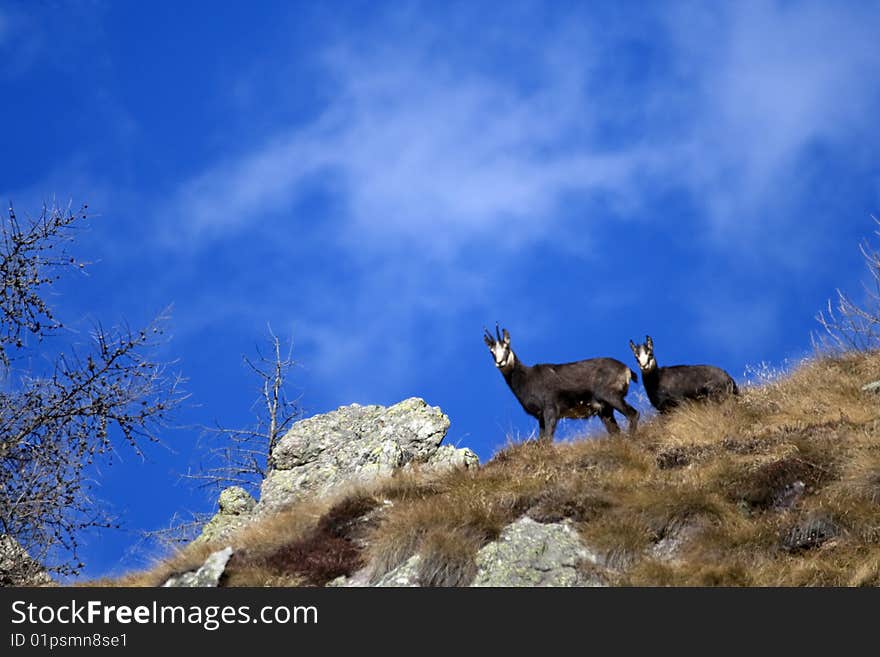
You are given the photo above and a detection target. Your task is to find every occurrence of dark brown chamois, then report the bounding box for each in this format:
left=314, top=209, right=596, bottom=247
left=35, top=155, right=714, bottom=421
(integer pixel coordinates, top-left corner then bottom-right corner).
left=484, top=325, right=639, bottom=442
left=628, top=335, right=738, bottom=413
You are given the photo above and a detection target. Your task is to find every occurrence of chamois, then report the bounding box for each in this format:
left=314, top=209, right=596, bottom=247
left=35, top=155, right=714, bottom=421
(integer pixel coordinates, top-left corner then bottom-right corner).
left=484, top=325, right=639, bottom=442
left=628, top=335, right=738, bottom=413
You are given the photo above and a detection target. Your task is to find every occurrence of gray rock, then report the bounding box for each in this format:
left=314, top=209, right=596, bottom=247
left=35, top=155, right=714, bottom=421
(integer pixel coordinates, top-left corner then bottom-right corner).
left=162, top=546, right=233, bottom=587
left=414, top=444, right=480, bottom=472
left=772, top=480, right=806, bottom=511
left=861, top=380, right=880, bottom=393
left=258, top=398, right=478, bottom=514
left=471, top=517, right=604, bottom=587
left=326, top=555, right=422, bottom=588
left=0, top=535, right=53, bottom=587
left=194, top=487, right=257, bottom=545
left=782, top=514, right=841, bottom=552
left=331, top=518, right=605, bottom=588
left=219, top=486, right=256, bottom=515
left=325, top=570, right=367, bottom=587
left=373, top=555, right=423, bottom=587
left=650, top=521, right=702, bottom=562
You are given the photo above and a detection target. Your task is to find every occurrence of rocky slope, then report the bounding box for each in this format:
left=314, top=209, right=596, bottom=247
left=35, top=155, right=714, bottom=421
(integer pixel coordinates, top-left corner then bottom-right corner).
left=103, top=352, right=880, bottom=587
left=329, top=516, right=605, bottom=587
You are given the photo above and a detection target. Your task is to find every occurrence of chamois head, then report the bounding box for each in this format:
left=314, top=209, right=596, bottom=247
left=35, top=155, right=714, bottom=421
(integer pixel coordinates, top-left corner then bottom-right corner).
left=629, top=335, right=656, bottom=372
left=484, top=324, right=514, bottom=371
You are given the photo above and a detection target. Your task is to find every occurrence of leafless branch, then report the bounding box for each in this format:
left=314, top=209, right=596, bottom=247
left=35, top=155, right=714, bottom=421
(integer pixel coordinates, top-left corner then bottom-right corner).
left=184, top=326, right=298, bottom=496
left=814, top=215, right=880, bottom=353
left=0, top=202, right=186, bottom=576
left=138, top=510, right=213, bottom=553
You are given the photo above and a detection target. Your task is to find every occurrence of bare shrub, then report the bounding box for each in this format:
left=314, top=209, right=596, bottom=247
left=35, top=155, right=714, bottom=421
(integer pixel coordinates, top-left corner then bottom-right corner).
left=185, top=328, right=298, bottom=495
left=0, top=202, right=184, bottom=577
left=815, top=215, right=880, bottom=352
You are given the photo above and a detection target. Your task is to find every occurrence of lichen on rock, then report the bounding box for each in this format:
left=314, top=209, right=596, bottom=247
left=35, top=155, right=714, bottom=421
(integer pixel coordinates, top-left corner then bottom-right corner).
left=162, top=546, right=233, bottom=587
left=471, top=517, right=604, bottom=587
left=258, top=397, right=477, bottom=514
left=195, top=486, right=257, bottom=545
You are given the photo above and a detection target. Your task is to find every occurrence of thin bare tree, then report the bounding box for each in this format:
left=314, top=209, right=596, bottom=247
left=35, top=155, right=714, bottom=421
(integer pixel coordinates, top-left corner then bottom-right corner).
left=0, top=202, right=184, bottom=578
left=815, top=215, right=880, bottom=352
left=185, top=327, right=299, bottom=495
left=134, top=509, right=213, bottom=552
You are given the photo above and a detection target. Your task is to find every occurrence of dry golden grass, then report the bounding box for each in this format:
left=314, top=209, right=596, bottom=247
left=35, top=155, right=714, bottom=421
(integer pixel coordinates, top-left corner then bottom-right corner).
left=82, top=541, right=220, bottom=588
left=88, top=492, right=346, bottom=586
left=93, top=350, right=880, bottom=587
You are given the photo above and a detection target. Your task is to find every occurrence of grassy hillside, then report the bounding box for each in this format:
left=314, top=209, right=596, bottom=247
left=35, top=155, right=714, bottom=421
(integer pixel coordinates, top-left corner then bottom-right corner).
left=95, top=350, right=880, bottom=587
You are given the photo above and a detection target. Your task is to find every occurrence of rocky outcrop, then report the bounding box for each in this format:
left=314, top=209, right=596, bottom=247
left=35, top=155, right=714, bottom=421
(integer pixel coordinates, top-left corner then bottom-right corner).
left=258, top=398, right=478, bottom=514
left=195, top=487, right=257, bottom=545
left=782, top=513, right=841, bottom=552
left=162, top=547, right=233, bottom=587
left=217, top=486, right=257, bottom=515
left=371, top=555, right=423, bottom=587
left=472, top=517, right=604, bottom=587
left=861, top=380, right=880, bottom=393
left=329, top=516, right=605, bottom=587
left=649, top=521, right=703, bottom=562
left=0, top=535, right=53, bottom=587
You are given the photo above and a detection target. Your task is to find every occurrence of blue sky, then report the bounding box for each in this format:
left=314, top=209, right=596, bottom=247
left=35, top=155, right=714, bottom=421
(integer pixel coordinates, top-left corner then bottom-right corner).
left=2, top=1, right=880, bottom=579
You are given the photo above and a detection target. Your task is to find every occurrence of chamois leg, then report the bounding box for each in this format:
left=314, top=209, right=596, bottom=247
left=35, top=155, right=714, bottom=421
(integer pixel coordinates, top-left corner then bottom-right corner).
left=539, top=407, right=558, bottom=443
left=598, top=405, right=620, bottom=434
left=604, top=395, right=639, bottom=435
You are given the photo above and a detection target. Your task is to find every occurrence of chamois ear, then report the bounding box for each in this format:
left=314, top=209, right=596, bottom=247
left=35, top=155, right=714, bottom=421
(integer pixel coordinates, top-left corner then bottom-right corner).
left=483, top=327, right=495, bottom=346
left=646, top=335, right=653, bottom=349
left=629, top=339, right=638, bottom=354
left=502, top=328, right=511, bottom=345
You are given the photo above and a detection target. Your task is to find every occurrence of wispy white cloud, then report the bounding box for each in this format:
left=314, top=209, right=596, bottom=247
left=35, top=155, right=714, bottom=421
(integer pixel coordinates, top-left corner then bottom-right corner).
left=166, top=21, right=656, bottom=254
left=168, top=3, right=880, bottom=259
left=667, top=1, right=880, bottom=237
left=159, top=2, right=880, bottom=400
